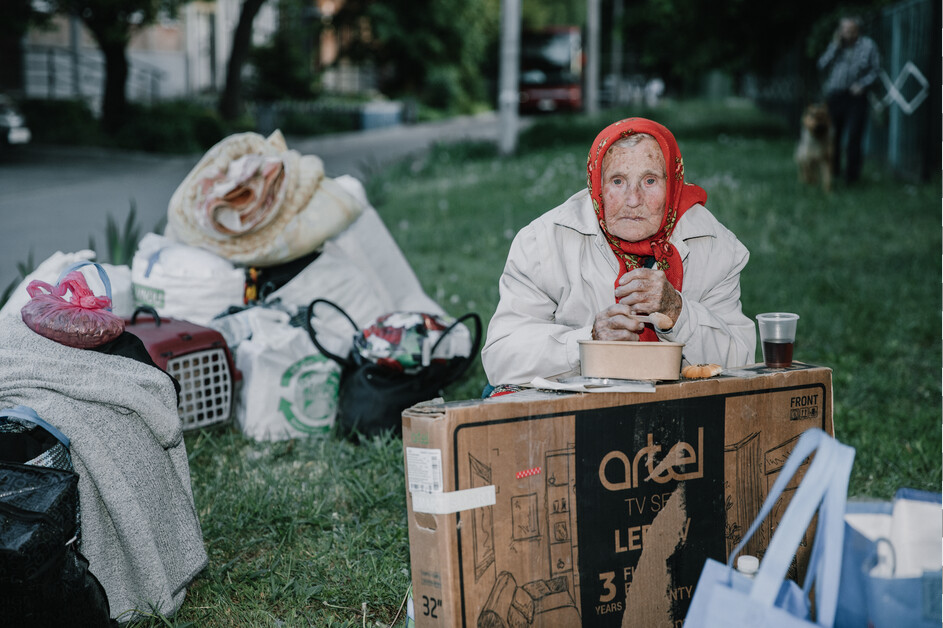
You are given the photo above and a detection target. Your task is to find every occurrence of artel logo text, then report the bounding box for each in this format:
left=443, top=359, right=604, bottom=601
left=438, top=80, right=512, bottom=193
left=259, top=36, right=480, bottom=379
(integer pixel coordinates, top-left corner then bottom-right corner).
left=598, top=427, right=704, bottom=491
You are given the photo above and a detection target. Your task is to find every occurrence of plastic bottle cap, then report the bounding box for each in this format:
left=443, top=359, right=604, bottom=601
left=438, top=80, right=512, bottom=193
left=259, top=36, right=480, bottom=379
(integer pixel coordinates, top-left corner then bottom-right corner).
left=737, top=555, right=760, bottom=575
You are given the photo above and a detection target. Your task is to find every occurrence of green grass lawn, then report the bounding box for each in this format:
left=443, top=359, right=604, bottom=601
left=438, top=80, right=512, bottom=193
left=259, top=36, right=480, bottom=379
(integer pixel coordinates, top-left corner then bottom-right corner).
left=129, top=101, right=940, bottom=627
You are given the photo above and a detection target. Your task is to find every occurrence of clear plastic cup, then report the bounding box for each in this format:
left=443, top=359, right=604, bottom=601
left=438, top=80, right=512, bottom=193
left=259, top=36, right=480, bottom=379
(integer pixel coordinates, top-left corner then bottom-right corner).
left=756, top=313, right=799, bottom=368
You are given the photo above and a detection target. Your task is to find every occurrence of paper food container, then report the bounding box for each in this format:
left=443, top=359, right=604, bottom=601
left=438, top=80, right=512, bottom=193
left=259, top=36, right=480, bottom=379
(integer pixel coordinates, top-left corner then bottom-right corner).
left=579, top=340, right=684, bottom=380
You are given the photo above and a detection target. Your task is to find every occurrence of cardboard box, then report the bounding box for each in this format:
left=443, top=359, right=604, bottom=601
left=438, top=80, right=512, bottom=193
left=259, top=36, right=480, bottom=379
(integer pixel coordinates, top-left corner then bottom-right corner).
left=402, top=363, right=833, bottom=627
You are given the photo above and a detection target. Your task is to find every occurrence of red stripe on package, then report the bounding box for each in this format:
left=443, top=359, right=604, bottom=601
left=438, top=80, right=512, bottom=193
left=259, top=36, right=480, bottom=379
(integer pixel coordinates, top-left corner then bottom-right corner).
left=515, top=466, right=541, bottom=479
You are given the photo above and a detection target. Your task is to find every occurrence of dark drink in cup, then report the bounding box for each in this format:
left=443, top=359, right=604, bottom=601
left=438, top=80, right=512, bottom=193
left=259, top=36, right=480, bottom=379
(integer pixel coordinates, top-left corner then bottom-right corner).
left=762, top=339, right=794, bottom=368
left=756, top=313, right=799, bottom=368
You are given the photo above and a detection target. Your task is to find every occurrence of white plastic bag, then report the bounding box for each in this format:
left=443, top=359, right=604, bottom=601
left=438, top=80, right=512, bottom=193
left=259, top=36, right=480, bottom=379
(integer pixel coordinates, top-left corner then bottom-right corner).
left=3, top=255, right=133, bottom=321
left=99, top=263, right=133, bottom=318
left=234, top=308, right=341, bottom=441
left=130, top=233, right=245, bottom=325
left=0, top=250, right=96, bottom=320
left=267, top=176, right=444, bottom=327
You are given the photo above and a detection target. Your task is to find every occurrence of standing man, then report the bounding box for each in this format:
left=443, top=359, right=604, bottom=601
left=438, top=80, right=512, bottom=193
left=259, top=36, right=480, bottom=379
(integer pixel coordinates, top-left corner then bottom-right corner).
left=817, top=15, right=881, bottom=185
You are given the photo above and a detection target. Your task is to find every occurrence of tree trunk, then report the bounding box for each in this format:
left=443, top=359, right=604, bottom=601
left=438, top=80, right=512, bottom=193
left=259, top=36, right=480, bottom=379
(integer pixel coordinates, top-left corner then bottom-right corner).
left=82, top=12, right=131, bottom=134
left=0, top=38, right=25, bottom=93
left=220, top=0, right=268, bottom=121
left=99, top=41, right=129, bottom=132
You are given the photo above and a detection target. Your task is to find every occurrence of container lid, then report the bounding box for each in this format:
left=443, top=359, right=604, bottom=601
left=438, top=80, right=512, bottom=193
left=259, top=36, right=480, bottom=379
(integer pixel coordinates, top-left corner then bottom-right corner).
left=577, top=340, right=685, bottom=347
left=736, top=555, right=760, bottom=575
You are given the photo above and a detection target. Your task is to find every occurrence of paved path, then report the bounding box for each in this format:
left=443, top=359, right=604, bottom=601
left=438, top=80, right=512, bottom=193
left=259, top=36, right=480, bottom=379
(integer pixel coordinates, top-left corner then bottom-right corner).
left=289, top=111, right=506, bottom=178
left=0, top=112, right=511, bottom=293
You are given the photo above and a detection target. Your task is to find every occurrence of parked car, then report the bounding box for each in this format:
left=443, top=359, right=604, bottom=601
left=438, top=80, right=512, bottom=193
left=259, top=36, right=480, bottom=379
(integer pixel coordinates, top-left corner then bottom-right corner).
left=519, top=27, right=584, bottom=114
left=0, top=95, right=32, bottom=147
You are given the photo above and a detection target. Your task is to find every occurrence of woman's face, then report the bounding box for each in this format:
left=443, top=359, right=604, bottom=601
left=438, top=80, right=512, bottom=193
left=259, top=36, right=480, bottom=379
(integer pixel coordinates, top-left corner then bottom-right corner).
left=600, top=137, right=667, bottom=242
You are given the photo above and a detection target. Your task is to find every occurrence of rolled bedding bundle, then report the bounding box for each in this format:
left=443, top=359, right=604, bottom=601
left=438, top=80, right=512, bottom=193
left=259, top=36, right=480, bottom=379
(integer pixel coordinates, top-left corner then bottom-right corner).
left=166, top=130, right=364, bottom=267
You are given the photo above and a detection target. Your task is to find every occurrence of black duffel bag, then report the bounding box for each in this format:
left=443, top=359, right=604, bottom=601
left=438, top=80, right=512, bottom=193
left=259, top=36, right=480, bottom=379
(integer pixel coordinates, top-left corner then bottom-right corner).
left=305, top=299, right=482, bottom=441
left=0, top=461, right=113, bottom=627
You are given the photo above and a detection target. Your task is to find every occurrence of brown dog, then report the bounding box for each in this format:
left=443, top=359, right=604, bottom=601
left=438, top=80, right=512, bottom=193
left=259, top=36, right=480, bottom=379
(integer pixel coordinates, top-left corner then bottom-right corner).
left=795, top=103, right=834, bottom=193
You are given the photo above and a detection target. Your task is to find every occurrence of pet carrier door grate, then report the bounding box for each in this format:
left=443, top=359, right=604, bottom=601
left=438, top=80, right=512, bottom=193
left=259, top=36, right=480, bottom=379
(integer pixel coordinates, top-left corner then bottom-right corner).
left=166, top=348, right=233, bottom=430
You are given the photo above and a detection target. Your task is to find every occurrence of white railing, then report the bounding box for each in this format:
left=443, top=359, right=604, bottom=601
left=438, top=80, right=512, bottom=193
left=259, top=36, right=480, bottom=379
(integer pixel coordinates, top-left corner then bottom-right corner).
left=23, top=45, right=166, bottom=115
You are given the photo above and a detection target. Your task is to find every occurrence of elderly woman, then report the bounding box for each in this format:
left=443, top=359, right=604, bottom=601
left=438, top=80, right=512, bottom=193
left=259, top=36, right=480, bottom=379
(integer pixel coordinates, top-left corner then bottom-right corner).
left=482, top=118, right=755, bottom=385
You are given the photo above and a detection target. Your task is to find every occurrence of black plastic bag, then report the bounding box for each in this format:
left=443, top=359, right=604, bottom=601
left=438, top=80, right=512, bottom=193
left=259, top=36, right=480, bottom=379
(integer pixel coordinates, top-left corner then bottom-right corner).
left=0, top=461, right=113, bottom=626
left=305, top=299, right=482, bottom=441
left=0, top=405, right=80, bottom=540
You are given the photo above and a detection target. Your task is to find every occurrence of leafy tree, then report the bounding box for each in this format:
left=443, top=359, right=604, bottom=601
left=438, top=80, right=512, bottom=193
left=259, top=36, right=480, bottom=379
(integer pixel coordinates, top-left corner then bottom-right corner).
left=246, top=0, right=320, bottom=101
left=521, top=0, right=585, bottom=31
left=334, top=0, right=500, bottom=111
left=48, top=0, right=187, bottom=131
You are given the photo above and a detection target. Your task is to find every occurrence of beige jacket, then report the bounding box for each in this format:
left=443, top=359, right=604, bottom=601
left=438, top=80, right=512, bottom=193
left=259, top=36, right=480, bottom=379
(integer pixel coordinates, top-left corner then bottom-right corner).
left=482, top=189, right=756, bottom=384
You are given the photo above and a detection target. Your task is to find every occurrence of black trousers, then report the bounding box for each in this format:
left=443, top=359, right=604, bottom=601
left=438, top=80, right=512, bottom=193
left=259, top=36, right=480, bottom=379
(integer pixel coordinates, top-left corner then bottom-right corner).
left=826, top=90, right=869, bottom=184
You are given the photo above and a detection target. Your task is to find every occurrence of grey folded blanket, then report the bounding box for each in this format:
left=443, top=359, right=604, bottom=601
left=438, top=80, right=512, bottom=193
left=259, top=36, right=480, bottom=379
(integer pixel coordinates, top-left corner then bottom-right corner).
left=0, top=315, right=208, bottom=619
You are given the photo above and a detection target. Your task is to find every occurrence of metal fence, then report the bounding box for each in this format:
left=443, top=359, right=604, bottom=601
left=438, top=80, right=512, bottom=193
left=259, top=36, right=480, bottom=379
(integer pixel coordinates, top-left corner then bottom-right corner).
left=865, top=0, right=939, bottom=180
left=23, top=45, right=165, bottom=116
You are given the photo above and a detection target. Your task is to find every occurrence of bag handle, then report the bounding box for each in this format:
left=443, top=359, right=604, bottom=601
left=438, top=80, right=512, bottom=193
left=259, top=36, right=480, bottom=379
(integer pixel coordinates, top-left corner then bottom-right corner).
left=726, top=429, right=828, bottom=570
left=749, top=437, right=836, bottom=586
left=751, top=436, right=853, bottom=626
left=305, top=301, right=483, bottom=380
left=304, top=298, right=359, bottom=369
left=130, top=305, right=162, bottom=326
left=802, top=441, right=853, bottom=626
left=0, top=405, right=70, bottom=449
left=428, top=311, right=483, bottom=387
left=731, top=429, right=854, bottom=625
left=56, top=261, right=114, bottom=310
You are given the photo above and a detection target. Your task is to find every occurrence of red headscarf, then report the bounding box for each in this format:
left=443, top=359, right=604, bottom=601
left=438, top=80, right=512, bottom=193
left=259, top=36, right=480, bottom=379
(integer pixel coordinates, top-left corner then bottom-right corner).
left=586, top=118, right=707, bottom=340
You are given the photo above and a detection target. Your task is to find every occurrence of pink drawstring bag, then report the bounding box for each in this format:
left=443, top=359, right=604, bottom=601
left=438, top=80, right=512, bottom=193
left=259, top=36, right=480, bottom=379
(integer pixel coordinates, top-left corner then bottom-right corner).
left=20, top=262, right=125, bottom=349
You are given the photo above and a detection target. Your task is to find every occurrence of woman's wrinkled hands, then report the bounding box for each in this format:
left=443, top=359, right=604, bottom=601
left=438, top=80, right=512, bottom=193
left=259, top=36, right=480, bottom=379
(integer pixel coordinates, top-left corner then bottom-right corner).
left=619, top=268, right=682, bottom=319
left=592, top=303, right=645, bottom=341
left=592, top=269, right=682, bottom=340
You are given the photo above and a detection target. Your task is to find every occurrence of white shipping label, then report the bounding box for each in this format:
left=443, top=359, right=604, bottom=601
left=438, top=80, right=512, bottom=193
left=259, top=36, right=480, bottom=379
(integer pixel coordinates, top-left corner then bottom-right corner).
left=412, top=486, right=496, bottom=515
left=406, top=447, right=443, bottom=493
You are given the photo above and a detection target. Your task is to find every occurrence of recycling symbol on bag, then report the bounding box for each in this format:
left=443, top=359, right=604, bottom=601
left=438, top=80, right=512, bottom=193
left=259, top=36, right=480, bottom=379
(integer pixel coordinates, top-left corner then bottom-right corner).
left=278, top=354, right=340, bottom=434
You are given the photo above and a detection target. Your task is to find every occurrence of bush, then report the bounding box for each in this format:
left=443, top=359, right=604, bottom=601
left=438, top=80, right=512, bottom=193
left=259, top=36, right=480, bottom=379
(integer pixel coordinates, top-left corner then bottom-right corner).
left=21, top=98, right=233, bottom=153
left=423, top=65, right=466, bottom=111
left=21, top=98, right=104, bottom=146
left=278, top=108, right=354, bottom=135
left=113, top=101, right=229, bottom=153
left=258, top=100, right=361, bottom=136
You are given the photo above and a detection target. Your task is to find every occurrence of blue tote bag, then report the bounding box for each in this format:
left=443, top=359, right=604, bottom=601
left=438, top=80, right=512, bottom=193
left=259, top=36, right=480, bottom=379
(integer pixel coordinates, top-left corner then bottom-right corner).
left=835, top=488, right=942, bottom=628
left=684, top=428, right=856, bottom=628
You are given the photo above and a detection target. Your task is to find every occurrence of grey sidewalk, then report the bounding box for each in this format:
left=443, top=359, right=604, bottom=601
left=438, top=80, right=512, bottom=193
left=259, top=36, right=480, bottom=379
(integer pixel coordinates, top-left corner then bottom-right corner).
left=288, top=111, right=508, bottom=178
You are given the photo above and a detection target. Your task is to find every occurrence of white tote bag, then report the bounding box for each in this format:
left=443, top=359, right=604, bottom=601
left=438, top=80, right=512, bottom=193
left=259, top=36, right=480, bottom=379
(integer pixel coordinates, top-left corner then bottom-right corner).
left=234, top=308, right=341, bottom=441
